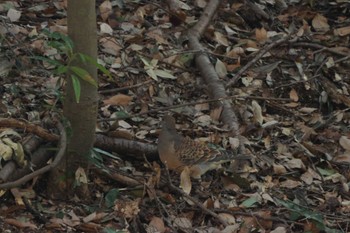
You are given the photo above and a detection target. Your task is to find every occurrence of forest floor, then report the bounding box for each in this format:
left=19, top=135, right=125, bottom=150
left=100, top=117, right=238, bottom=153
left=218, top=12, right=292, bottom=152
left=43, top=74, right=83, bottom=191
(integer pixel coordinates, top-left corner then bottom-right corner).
left=0, top=0, right=350, bottom=232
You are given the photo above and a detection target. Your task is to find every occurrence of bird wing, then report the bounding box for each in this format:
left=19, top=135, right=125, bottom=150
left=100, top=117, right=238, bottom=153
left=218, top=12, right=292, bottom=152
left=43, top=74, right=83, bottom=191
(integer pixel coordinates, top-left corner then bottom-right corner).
left=174, top=137, right=220, bottom=165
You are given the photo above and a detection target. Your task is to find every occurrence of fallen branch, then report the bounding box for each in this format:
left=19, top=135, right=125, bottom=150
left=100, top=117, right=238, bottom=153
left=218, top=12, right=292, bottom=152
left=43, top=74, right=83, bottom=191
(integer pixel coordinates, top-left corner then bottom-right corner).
left=184, top=0, right=239, bottom=133
left=0, top=118, right=59, bottom=141
left=0, top=135, right=43, bottom=182
left=0, top=117, right=66, bottom=189
left=94, top=134, right=158, bottom=160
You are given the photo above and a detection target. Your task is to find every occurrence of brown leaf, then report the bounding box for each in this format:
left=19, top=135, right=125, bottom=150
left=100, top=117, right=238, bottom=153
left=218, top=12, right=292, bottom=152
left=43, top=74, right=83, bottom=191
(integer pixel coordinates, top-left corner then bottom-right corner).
left=99, top=0, right=112, bottom=21
left=255, top=27, right=267, bottom=44
left=215, top=59, right=227, bottom=78
left=99, top=37, right=122, bottom=55
left=148, top=217, right=165, bottom=233
left=210, top=106, right=223, bottom=121
left=218, top=213, right=236, bottom=225
left=214, top=31, right=229, bottom=46
left=271, top=226, right=287, bottom=233
left=333, top=152, right=350, bottom=164
left=103, top=94, right=133, bottom=107
left=273, top=163, right=287, bottom=175
left=312, top=13, right=329, bottom=32
left=334, top=26, right=350, bottom=36
left=4, top=218, right=37, bottom=230
left=289, top=88, right=299, bottom=102
left=173, top=217, right=192, bottom=229
left=252, top=100, right=263, bottom=125
left=7, top=8, right=21, bottom=22
left=339, top=136, right=350, bottom=151
left=180, top=166, right=192, bottom=194
left=280, top=179, right=302, bottom=189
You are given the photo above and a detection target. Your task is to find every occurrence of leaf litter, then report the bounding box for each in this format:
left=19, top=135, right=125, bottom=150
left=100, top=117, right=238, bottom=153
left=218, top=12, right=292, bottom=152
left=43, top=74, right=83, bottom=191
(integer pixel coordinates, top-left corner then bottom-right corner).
left=0, top=0, right=349, bottom=232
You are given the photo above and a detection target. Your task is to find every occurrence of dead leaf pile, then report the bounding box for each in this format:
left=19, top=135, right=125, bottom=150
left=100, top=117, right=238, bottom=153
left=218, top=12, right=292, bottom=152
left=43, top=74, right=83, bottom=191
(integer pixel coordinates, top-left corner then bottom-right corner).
left=0, top=0, right=350, bottom=232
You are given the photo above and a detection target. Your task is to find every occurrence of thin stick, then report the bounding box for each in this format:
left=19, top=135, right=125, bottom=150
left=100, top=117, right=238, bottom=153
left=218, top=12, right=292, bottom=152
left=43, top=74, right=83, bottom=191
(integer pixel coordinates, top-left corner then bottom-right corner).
left=97, top=95, right=291, bottom=122
left=99, top=80, right=153, bottom=94
left=164, top=168, right=228, bottom=227
left=226, top=34, right=292, bottom=88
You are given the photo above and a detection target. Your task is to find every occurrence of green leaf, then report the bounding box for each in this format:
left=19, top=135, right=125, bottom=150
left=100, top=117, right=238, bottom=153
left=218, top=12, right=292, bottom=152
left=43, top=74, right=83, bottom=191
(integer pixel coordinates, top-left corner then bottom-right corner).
left=47, top=41, right=66, bottom=51
left=89, top=149, right=104, bottom=168
left=70, top=66, right=97, bottom=87
left=241, top=196, right=259, bottom=207
left=154, top=69, right=177, bottom=79
left=317, top=167, right=336, bottom=176
left=93, top=147, right=121, bottom=161
left=178, top=53, right=194, bottom=65
left=31, top=56, right=63, bottom=67
left=59, top=34, right=74, bottom=53
left=146, top=69, right=158, bottom=81
left=150, top=59, right=158, bottom=67
left=49, top=31, right=62, bottom=40
left=276, top=198, right=324, bottom=224
left=71, top=75, right=81, bottom=103
left=140, top=56, right=150, bottom=66
left=115, top=111, right=129, bottom=119
left=105, top=188, right=119, bottom=208
left=56, top=65, right=68, bottom=75
left=78, top=53, right=112, bottom=79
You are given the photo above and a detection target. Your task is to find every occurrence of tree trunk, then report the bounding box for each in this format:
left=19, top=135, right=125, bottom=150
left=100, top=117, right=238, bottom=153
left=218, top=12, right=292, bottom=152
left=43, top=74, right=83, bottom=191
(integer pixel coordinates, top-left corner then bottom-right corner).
left=47, top=0, right=98, bottom=199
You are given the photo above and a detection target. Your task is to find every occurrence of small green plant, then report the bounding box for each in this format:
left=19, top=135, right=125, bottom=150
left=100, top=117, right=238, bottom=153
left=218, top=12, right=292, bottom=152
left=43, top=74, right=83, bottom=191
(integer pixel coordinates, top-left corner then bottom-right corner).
left=33, top=29, right=111, bottom=103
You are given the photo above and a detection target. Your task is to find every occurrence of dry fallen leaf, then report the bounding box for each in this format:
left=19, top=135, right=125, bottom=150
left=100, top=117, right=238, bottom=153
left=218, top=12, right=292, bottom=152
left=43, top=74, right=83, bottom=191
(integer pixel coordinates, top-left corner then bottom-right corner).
left=215, top=59, right=227, bottom=79
left=334, top=26, right=350, bottom=36
left=255, top=27, right=267, bottom=43
left=214, top=31, right=229, bottom=46
left=99, top=37, right=122, bottom=55
left=333, top=152, right=350, bottom=164
left=148, top=216, right=165, bottom=233
left=103, top=94, right=133, bottom=107
left=273, top=163, right=287, bottom=175
left=173, top=217, right=192, bottom=229
left=339, top=136, right=350, bottom=151
left=218, top=213, right=236, bottom=225
left=100, top=23, right=113, bottom=35
left=180, top=166, right=192, bottom=194
left=286, top=158, right=305, bottom=169
left=280, top=179, right=302, bottom=189
left=312, top=13, right=330, bottom=32
left=4, top=218, right=37, bottom=230
left=7, top=8, right=21, bottom=22
left=271, top=226, right=287, bottom=233
left=252, top=100, right=263, bottom=125
left=289, top=88, right=299, bottom=102
left=99, top=0, right=112, bottom=21
left=210, top=106, right=222, bottom=121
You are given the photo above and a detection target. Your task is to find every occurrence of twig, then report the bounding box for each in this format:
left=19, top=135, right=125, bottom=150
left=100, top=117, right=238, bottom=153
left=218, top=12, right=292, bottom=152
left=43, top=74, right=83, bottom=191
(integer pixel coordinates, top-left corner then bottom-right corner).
left=0, top=118, right=59, bottom=141
left=164, top=168, right=228, bottom=227
left=23, top=197, right=48, bottom=224
left=293, top=136, right=324, bottom=182
left=0, top=116, right=66, bottom=189
left=334, top=55, right=350, bottom=64
left=99, top=80, right=154, bottom=94
left=97, top=95, right=291, bottom=122
left=136, top=51, right=192, bottom=73
left=212, top=208, right=303, bottom=226
left=273, top=75, right=319, bottom=90
left=226, top=34, right=292, bottom=88
left=291, top=42, right=349, bottom=57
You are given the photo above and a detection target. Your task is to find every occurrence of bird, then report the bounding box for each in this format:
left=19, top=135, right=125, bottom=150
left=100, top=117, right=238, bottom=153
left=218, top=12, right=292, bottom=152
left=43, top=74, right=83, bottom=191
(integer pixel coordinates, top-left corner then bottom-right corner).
left=157, top=115, right=245, bottom=179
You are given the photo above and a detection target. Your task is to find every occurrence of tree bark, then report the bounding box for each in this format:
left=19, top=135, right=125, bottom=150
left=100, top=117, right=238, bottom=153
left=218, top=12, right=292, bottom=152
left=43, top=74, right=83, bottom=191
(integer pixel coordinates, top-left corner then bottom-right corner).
left=47, top=0, right=98, bottom=199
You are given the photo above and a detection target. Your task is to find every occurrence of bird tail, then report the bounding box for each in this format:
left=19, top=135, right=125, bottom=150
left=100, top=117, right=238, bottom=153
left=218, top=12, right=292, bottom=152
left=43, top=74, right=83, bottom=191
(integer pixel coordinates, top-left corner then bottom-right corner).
left=209, top=150, right=251, bottom=162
